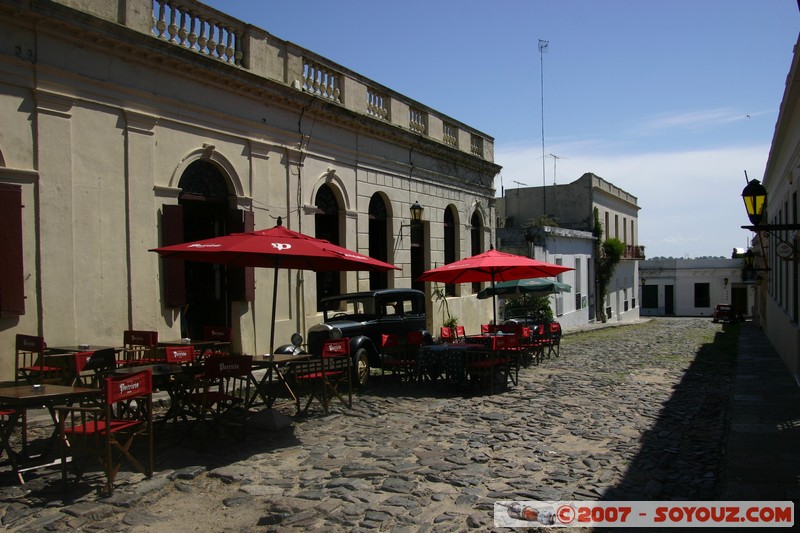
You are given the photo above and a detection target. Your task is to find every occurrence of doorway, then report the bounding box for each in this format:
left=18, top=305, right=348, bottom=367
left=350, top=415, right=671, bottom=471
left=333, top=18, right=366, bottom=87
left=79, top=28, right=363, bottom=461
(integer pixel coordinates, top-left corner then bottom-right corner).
left=665, top=284, right=675, bottom=316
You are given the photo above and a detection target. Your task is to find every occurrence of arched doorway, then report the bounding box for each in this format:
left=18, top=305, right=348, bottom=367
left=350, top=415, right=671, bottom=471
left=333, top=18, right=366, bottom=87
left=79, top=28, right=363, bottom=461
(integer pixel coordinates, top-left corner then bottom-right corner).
left=443, top=206, right=457, bottom=296
left=161, top=160, right=253, bottom=339
left=315, top=184, right=341, bottom=309
left=368, top=194, right=389, bottom=290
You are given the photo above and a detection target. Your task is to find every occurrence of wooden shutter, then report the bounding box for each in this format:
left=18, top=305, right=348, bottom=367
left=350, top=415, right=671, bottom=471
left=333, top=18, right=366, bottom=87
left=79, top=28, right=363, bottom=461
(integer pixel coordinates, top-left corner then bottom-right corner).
left=0, top=184, right=25, bottom=316
left=227, top=209, right=254, bottom=301
left=162, top=204, right=185, bottom=308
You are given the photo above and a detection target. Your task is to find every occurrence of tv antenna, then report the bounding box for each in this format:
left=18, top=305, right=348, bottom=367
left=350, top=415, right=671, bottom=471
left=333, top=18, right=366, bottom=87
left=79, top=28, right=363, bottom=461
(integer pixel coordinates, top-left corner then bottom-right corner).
left=539, top=39, right=549, bottom=213
left=547, top=153, right=567, bottom=185
left=513, top=180, right=526, bottom=189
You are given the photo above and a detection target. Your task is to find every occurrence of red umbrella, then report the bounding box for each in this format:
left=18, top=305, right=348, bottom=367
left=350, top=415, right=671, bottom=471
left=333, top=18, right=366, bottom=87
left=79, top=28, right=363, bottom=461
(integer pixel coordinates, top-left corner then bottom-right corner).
left=417, top=248, right=573, bottom=326
left=151, top=218, right=398, bottom=355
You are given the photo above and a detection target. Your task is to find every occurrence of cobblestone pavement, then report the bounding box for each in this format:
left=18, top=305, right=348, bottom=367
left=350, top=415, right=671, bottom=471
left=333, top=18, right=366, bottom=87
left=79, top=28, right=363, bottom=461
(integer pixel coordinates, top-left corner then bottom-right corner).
left=1, top=317, right=737, bottom=532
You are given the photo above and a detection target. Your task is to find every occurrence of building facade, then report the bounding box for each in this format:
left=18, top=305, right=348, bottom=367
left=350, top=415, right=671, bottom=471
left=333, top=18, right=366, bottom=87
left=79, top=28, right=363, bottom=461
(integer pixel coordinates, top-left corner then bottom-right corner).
left=753, top=30, right=800, bottom=380
left=0, top=0, right=501, bottom=380
left=639, top=257, right=750, bottom=318
left=497, top=172, right=643, bottom=326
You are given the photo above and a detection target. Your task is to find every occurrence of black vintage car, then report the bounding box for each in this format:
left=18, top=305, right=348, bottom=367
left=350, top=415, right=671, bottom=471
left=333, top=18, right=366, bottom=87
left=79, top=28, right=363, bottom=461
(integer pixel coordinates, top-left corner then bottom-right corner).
left=284, top=289, right=432, bottom=387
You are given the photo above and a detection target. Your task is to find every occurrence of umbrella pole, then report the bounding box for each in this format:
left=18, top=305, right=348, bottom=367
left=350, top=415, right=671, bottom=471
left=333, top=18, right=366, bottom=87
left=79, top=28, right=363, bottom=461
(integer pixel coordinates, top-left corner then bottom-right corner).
left=269, top=260, right=279, bottom=362
left=491, top=273, right=498, bottom=326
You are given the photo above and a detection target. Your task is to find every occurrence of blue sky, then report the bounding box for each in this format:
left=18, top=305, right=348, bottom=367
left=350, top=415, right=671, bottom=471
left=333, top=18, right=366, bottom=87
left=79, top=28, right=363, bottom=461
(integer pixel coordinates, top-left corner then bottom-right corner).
left=203, top=0, right=799, bottom=258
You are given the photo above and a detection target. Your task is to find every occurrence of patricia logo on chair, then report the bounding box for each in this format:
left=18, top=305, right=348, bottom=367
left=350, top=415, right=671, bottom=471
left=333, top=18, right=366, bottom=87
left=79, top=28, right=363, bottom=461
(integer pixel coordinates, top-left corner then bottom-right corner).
left=118, top=381, right=141, bottom=394
left=271, top=242, right=292, bottom=251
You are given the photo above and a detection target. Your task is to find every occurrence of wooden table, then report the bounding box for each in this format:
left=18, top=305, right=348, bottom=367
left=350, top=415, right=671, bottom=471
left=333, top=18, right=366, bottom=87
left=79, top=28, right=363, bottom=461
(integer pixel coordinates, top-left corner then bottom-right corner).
left=0, top=384, right=102, bottom=483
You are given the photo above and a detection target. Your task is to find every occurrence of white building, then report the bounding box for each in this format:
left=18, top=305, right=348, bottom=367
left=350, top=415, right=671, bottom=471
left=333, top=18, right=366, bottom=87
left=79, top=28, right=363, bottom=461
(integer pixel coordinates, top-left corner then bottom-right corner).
left=639, top=257, right=750, bottom=318
left=497, top=172, right=643, bottom=327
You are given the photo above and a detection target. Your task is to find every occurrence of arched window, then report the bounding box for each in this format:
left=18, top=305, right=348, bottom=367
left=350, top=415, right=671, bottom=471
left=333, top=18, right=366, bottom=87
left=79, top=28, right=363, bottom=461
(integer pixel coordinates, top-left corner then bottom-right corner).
left=315, top=184, right=341, bottom=308
left=444, top=206, right=457, bottom=296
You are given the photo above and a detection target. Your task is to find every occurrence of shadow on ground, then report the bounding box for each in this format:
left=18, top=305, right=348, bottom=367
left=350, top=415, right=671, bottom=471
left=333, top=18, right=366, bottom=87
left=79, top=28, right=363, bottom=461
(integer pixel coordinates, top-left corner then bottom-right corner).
left=603, top=323, right=738, bottom=500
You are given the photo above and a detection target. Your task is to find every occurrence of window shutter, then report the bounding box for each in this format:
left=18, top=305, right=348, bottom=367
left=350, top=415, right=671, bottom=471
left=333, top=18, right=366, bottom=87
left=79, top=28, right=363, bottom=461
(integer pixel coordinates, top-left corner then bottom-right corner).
left=227, top=209, right=254, bottom=301
left=0, top=184, right=25, bottom=316
left=162, top=204, right=185, bottom=307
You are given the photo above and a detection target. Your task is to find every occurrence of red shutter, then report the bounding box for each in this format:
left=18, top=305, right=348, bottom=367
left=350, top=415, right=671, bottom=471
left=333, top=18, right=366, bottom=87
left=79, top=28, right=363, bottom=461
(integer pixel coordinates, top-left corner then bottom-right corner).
left=0, top=184, right=25, bottom=317
left=227, top=209, right=255, bottom=302
left=162, top=204, right=185, bottom=307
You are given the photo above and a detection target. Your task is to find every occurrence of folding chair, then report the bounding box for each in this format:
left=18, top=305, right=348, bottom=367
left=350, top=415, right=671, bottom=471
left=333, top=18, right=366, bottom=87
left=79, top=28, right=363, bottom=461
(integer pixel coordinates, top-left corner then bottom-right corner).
left=120, top=330, right=159, bottom=366
left=72, top=349, right=117, bottom=387
left=203, top=326, right=232, bottom=355
left=185, top=355, right=254, bottom=439
left=58, top=369, right=154, bottom=495
left=320, top=339, right=352, bottom=412
left=15, top=334, right=65, bottom=385
left=284, top=339, right=352, bottom=415
left=381, top=334, right=415, bottom=384
left=455, top=325, right=466, bottom=341
left=164, top=345, right=196, bottom=366
left=465, top=335, right=513, bottom=395
left=545, top=322, right=562, bottom=358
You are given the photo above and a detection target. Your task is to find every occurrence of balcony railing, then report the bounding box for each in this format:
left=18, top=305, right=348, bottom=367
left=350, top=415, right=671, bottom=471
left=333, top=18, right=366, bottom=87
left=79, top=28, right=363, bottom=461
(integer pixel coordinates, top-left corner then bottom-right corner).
left=151, top=0, right=243, bottom=65
left=623, top=245, right=646, bottom=260
left=133, top=1, right=493, bottom=160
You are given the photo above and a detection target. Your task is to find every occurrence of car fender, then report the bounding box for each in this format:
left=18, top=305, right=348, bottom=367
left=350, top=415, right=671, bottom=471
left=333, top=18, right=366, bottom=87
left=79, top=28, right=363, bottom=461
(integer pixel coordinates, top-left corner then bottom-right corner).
left=349, top=335, right=379, bottom=365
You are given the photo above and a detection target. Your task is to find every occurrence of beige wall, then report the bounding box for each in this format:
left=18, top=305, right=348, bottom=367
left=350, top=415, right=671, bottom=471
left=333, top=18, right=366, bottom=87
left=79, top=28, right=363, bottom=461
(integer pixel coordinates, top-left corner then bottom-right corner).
left=0, top=1, right=499, bottom=380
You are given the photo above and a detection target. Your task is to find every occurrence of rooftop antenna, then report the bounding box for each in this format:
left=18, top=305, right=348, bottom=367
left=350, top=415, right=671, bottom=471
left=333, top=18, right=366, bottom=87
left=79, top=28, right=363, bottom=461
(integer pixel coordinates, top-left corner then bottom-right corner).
left=539, top=39, right=549, bottom=214
left=548, top=153, right=566, bottom=185
left=513, top=180, right=526, bottom=189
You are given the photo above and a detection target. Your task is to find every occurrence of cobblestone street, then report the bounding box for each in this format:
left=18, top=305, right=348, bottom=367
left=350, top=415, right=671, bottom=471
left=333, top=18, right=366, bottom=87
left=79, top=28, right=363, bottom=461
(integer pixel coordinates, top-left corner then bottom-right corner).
left=1, top=318, right=739, bottom=531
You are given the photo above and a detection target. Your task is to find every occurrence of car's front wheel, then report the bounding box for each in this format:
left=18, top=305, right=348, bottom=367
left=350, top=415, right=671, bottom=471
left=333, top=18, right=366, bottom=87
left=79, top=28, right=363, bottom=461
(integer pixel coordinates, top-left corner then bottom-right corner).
left=353, top=347, right=370, bottom=388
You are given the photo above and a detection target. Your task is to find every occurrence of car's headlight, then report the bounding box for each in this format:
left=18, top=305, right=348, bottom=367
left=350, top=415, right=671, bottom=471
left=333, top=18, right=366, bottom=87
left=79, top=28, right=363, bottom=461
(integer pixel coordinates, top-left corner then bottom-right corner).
left=330, top=327, right=343, bottom=339
left=291, top=332, right=303, bottom=347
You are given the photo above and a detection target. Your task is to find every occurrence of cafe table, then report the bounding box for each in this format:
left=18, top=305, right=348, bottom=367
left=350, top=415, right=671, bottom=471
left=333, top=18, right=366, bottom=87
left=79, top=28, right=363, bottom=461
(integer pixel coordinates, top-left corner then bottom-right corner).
left=0, top=384, right=102, bottom=483
left=417, top=343, right=484, bottom=386
left=250, top=353, right=313, bottom=409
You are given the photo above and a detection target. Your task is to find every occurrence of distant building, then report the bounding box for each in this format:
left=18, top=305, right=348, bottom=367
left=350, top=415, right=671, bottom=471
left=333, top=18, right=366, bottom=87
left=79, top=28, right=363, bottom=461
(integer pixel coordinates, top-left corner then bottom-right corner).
left=639, top=257, right=750, bottom=318
left=497, top=172, right=643, bottom=326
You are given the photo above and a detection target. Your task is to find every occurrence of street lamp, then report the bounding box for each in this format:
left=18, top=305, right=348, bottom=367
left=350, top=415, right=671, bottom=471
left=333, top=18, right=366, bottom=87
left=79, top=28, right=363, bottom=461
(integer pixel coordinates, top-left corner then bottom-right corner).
left=741, top=178, right=767, bottom=227
left=409, top=201, right=424, bottom=225
left=740, top=178, right=799, bottom=260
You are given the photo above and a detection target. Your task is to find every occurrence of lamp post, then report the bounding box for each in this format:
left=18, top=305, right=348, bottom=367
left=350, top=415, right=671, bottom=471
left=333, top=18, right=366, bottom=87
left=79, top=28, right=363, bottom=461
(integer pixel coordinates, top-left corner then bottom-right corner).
left=740, top=178, right=799, bottom=260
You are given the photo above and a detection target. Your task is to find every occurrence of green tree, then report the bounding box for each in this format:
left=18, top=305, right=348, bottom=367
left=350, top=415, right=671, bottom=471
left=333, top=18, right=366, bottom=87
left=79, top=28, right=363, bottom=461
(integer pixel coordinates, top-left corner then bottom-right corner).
left=593, top=208, right=625, bottom=322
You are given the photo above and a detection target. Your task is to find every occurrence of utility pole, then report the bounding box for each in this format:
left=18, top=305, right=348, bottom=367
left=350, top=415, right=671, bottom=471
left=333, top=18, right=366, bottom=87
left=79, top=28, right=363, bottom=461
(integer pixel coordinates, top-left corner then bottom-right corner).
left=539, top=39, right=549, bottom=215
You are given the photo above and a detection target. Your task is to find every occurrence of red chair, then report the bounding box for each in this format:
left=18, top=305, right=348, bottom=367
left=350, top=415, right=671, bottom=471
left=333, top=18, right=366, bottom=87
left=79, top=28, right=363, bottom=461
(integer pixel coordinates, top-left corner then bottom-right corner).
left=71, top=349, right=117, bottom=387
left=455, top=325, right=466, bottom=340
left=120, top=330, right=159, bottom=366
left=320, top=339, right=352, bottom=412
left=480, top=324, right=495, bottom=335
left=381, top=333, right=415, bottom=383
left=165, top=346, right=196, bottom=365
left=285, top=339, right=352, bottom=415
left=58, top=369, right=154, bottom=495
left=440, top=327, right=454, bottom=343
left=15, top=334, right=64, bottom=385
left=185, top=355, right=254, bottom=440
left=203, top=326, right=232, bottom=354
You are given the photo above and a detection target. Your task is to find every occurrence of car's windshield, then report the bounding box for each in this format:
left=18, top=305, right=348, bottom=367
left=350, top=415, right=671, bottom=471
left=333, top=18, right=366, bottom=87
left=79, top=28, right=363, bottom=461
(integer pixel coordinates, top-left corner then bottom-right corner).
left=322, top=297, right=377, bottom=319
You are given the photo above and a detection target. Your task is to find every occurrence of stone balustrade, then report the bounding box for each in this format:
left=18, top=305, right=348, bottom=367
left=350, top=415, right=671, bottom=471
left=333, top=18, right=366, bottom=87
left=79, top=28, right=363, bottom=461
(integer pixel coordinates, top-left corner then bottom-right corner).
left=79, top=0, right=493, bottom=160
